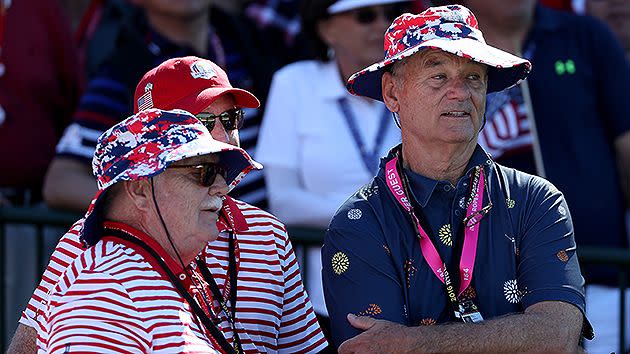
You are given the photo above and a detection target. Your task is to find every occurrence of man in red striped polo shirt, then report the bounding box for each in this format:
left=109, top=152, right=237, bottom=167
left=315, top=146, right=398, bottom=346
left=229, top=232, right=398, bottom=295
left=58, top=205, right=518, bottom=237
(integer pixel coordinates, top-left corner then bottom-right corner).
left=9, top=58, right=327, bottom=353
left=44, top=108, right=263, bottom=352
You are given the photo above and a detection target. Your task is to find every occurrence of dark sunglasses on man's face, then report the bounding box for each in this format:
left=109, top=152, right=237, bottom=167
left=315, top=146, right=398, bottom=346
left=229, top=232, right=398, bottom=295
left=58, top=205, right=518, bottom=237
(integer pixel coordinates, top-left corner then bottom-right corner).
left=349, top=4, right=413, bottom=25
left=196, top=108, right=245, bottom=131
left=169, top=163, right=228, bottom=187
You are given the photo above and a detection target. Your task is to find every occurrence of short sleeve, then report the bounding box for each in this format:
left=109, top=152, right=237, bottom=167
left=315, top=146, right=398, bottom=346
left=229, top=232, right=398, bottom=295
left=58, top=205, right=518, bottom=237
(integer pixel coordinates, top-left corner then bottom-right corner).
left=55, top=61, right=135, bottom=161
left=322, top=205, right=407, bottom=348
left=517, top=177, right=587, bottom=316
left=43, top=271, right=149, bottom=353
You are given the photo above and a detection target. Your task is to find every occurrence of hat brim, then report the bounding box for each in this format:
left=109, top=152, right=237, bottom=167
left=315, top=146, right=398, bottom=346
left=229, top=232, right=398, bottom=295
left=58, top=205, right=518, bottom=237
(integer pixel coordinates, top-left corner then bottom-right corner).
left=81, top=135, right=262, bottom=246
left=169, top=87, right=261, bottom=115
left=165, top=136, right=263, bottom=191
left=347, top=37, right=532, bottom=101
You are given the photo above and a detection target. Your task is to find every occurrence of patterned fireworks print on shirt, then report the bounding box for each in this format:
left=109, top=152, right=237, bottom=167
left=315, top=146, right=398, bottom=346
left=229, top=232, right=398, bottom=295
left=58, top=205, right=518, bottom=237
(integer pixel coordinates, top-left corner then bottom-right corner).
left=459, top=286, right=477, bottom=301
left=331, top=252, right=350, bottom=275
left=420, top=318, right=437, bottom=326
left=347, top=208, right=362, bottom=220
left=503, top=279, right=527, bottom=304
left=506, top=199, right=516, bottom=209
left=358, top=304, right=382, bottom=317
left=459, top=196, right=466, bottom=209
left=438, top=224, right=453, bottom=246
left=557, top=250, right=569, bottom=262
left=404, top=259, right=417, bottom=288
left=558, top=205, right=567, bottom=217
left=360, top=184, right=379, bottom=198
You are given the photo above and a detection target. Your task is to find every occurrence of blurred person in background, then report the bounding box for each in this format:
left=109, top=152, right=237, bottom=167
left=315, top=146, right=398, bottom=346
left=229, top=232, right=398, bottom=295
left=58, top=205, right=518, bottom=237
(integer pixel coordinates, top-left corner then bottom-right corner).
left=574, top=0, right=630, bottom=60
left=256, top=0, right=414, bottom=348
left=43, top=0, right=275, bottom=213
left=0, top=0, right=83, bottom=343
left=432, top=0, right=630, bottom=351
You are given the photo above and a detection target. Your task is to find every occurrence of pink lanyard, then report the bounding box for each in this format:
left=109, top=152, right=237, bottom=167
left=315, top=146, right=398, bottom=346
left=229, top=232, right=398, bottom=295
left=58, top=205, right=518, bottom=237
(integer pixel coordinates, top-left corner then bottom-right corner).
left=384, top=155, right=485, bottom=297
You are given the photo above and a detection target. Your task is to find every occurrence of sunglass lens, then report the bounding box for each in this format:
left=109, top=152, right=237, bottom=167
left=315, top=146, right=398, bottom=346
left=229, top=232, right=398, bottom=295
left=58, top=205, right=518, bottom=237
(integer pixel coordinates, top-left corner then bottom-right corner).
left=355, top=8, right=377, bottom=24
left=202, top=119, right=216, bottom=132
left=201, top=164, right=227, bottom=187
left=221, top=109, right=245, bottom=130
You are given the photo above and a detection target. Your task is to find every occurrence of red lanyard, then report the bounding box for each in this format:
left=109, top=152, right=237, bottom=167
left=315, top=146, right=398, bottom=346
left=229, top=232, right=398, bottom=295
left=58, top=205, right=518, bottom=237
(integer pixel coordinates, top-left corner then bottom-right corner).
left=384, top=154, right=486, bottom=298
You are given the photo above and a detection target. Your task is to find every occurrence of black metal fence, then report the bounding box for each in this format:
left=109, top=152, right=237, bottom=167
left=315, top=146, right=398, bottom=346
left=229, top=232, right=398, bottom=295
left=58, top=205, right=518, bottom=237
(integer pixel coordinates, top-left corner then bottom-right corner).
left=1, top=206, right=629, bottom=352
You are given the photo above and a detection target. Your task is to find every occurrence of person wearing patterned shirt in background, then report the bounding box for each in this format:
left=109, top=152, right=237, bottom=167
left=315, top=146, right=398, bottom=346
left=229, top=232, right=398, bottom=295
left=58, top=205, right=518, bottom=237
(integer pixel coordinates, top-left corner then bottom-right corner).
left=574, top=0, right=630, bottom=61
left=42, top=0, right=274, bottom=213
left=321, top=5, right=592, bottom=352
left=256, top=1, right=412, bottom=348
left=8, top=58, right=327, bottom=354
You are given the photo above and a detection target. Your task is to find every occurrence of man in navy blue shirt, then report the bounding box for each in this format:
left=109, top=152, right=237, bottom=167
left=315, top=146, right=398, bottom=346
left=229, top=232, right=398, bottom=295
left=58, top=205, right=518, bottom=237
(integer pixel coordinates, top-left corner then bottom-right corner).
left=322, top=5, right=592, bottom=353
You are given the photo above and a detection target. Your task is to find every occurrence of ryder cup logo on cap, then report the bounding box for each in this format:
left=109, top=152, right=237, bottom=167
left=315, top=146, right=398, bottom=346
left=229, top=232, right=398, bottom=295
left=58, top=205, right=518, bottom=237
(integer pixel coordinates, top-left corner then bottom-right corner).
left=134, top=56, right=260, bottom=115
left=190, top=60, right=218, bottom=80
left=346, top=5, right=532, bottom=101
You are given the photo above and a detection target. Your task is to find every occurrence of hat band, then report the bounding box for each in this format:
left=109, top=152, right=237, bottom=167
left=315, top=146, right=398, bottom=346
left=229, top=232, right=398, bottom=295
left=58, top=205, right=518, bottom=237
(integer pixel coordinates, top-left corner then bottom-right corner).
left=385, top=21, right=484, bottom=59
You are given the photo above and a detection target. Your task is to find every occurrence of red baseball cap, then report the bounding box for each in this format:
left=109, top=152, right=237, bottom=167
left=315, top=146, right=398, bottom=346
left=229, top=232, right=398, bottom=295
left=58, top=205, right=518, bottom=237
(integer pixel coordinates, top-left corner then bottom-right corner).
left=133, top=56, right=260, bottom=115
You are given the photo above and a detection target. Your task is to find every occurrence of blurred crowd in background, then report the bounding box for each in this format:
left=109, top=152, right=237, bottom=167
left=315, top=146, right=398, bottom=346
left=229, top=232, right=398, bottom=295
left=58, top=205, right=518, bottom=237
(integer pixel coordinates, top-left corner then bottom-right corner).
left=0, top=0, right=628, bottom=352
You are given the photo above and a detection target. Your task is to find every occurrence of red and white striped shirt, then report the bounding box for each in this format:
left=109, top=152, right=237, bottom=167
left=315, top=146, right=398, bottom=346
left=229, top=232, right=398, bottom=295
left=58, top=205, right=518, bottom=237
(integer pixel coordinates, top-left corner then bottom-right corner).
left=23, top=197, right=327, bottom=353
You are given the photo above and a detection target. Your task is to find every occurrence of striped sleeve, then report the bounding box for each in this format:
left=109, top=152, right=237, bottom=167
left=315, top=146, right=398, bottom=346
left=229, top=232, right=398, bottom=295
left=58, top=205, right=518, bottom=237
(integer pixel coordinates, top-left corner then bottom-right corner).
left=276, top=224, right=328, bottom=353
left=41, top=247, right=150, bottom=353
left=55, top=67, right=132, bottom=161
left=21, top=220, right=86, bottom=332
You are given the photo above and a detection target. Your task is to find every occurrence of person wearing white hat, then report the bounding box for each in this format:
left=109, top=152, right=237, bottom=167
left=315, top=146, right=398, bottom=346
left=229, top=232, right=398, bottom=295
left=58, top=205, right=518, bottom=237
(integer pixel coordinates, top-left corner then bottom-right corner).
left=256, top=0, right=413, bottom=346
left=321, top=5, right=592, bottom=353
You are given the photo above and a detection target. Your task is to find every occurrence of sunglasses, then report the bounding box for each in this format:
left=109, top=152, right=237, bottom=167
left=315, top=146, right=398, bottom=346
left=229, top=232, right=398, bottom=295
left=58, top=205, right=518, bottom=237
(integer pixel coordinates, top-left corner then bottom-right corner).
left=196, top=108, right=245, bottom=131
left=169, top=163, right=227, bottom=187
left=347, top=4, right=412, bottom=25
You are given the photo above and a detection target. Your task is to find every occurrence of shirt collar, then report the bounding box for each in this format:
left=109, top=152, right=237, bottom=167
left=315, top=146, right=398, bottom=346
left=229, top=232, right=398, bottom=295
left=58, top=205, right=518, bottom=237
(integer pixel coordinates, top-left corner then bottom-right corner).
left=532, top=4, right=561, bottom=32
left=217, top=196, right=249, bottom=233
left=383, top=144, right=493, bottom=207
left=103, top=220, right=186, bottom=274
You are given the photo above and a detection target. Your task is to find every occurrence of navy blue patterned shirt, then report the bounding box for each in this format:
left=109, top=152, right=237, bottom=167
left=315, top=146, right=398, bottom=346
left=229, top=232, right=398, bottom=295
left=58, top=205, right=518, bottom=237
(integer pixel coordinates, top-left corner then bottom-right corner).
left=322, top=144, right=591, bottom=347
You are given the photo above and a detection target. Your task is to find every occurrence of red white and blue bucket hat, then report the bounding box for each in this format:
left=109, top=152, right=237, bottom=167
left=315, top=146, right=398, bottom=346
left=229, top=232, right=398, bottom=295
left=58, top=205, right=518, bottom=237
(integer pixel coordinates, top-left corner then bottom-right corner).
left=80, top=108, right=262, bottom=245
left=347, top=5, right=532, bottom=101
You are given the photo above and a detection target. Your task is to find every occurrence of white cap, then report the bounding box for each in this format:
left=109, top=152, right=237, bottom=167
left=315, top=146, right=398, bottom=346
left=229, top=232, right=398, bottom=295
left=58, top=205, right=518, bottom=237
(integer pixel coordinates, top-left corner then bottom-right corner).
left=327, top=0, right=411, bottom=15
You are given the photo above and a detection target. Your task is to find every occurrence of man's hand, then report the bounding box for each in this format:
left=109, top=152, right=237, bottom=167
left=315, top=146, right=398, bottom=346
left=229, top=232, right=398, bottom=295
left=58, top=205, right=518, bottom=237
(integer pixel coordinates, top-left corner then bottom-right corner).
left=338, top=314, right=411, bottom=354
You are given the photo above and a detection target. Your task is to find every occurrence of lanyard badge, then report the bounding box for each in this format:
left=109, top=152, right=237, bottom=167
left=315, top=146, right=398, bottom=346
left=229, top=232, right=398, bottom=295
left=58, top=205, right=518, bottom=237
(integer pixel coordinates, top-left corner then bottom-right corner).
left=385, top=151, right=490, bottom=323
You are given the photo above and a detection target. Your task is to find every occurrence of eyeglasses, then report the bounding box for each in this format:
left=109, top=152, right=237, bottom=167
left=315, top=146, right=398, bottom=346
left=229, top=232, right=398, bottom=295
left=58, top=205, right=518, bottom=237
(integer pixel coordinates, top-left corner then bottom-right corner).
left=346, top=4, right=412, bottom=25
left=196, top=108, right=245, bottom=131
left=169, top=163, right=227, bottom=187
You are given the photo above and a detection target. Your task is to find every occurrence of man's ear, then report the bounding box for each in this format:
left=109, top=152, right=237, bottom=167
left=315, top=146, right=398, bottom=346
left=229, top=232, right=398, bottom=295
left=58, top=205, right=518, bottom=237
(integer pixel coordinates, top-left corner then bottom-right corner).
left=382, top=72, right=400, bottom=113
left=123, top=180, right=152, bottom=212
